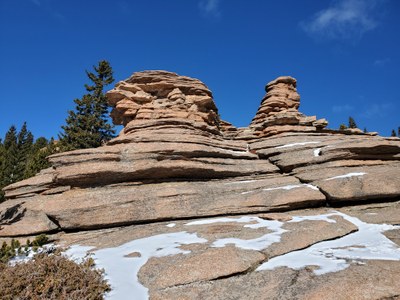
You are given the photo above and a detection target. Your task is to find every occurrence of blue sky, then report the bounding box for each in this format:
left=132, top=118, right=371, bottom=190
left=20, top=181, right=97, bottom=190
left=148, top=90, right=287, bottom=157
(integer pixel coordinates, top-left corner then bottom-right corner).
left=0, top=0, right=399, bottom=139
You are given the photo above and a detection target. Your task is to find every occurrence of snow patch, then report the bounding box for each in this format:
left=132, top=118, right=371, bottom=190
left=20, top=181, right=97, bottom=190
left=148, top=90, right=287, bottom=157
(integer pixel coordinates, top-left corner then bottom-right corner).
left=166, top=223, right=176, bottom=228
left=224, top=180, right=258, bottom=185
left=325, top=172, right=366, bottom=181
left=10, top=244, right=57, bottom=265
left=313, top=148, right=322, bottom=157
left=187, top=216, right=287, bottom=251
left=65, top=232, right=207, bottom=300
left=241, top=183, right=319, bottom=195
left=275, top=142, right=320, bottom=149
left=257, top=211, right=400, bottom=275
left=288, top=213, right=337, bottom=224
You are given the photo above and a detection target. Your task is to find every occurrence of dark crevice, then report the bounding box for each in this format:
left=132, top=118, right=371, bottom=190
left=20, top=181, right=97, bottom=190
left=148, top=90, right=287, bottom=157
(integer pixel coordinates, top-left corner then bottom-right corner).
left=293, top=175, right=329, bottom=204
left=0, top=204, right=27, bottom=225
left=46, top=214, right=62, bottom=229
left=328, top=196, right=400, bottom=208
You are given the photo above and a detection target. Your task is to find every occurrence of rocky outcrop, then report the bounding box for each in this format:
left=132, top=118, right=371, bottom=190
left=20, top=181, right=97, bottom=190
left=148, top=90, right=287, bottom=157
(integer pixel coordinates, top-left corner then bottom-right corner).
left=250, top=76, right=328, bottom=136
left=1, top=70, right=400, bottom=299
left=107, top=70, right=219, bottom=132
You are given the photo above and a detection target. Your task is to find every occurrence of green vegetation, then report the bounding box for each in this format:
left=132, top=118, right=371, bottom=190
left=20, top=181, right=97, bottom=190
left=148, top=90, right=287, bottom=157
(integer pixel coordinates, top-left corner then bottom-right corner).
left=59, top=60, right=115, bottom=151
left=390, top=127, right=400, bottom=137
left=0, top=234, right=50, bottom=263
left=0, top=124, right=56, bottom=203
left=348, top=116, right=358, bottom=129
left=0, top=60, right=115, bottom=202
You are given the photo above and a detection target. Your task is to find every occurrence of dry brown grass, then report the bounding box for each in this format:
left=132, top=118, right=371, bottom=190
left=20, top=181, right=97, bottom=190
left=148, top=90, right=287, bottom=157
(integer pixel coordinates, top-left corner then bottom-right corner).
left=0, top=251, right=110, bottom=300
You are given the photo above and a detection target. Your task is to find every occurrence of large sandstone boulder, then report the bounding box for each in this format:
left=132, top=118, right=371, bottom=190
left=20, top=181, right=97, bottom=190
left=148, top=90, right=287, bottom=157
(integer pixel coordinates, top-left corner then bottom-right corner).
left=1, top=70, right=400, bottom=299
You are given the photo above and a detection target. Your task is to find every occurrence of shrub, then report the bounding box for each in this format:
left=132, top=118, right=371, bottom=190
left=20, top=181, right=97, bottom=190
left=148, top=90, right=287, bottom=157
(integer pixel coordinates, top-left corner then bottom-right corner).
left=0, top=251, right=110, bottom=300
left=0, top=236, right=110, bottom=299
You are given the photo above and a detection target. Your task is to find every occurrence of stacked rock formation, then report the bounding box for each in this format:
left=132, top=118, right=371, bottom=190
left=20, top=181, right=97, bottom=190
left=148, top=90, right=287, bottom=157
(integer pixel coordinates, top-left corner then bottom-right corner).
left=250, top=76, right=328, bottom=136
left=1, top=71, right=400, bottom=300
left=106, top=71, right=220, bottom=133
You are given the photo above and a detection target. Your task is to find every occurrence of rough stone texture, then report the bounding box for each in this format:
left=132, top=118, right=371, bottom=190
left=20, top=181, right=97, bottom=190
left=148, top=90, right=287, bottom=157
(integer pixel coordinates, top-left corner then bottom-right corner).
left=138, top=247, right=265, bottom=289
left=1, top=70, right=400, bottom=299
left=150, top=261, right=400, bottom=300
left=250, top=76, right=328, bottom=136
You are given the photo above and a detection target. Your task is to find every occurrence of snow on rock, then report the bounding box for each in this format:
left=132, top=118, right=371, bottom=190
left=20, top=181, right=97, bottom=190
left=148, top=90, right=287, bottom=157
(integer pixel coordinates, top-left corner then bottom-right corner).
left=257, top=211, right=400, bottom=275
left=313, top=148, right=322, bottom=157
left=241, top=183, right=319, bottom=195
left=65, top=232, right=207, bottom=300
left=187, top=216, right=287, bottom=251
left=275, top=142, right=320, bottom=149
left=324, top=172, right=367, bottom=181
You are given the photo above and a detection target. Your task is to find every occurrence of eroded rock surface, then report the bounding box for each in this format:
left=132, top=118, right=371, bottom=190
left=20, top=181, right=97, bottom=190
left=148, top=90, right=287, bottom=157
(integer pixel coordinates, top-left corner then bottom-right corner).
left=1, top=70, right=400, bottom=299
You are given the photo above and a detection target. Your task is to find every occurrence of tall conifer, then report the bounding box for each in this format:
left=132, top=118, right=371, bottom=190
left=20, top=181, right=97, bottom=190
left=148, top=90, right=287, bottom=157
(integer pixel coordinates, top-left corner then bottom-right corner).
left=59, top=60, right=115, bottom=150
left=348, top=117, right=358, bottom=129
left=15, top=122, right=34, bottom=182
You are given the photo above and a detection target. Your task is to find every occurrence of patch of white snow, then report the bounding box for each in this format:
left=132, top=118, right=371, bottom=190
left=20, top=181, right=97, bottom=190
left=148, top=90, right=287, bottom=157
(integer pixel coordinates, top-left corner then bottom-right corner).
left=313, top=148, right=322, bottom=157
left=275, top=142, right=320, bottom=149
left=257, top=211, right=400, bottom=275
left=65, top=232, right=207, bottom=300
left=187, top=216, right=287, bottom=251
left=324, top=172, right=366, bottom=181
left=241, top=183, right=319, bottom=195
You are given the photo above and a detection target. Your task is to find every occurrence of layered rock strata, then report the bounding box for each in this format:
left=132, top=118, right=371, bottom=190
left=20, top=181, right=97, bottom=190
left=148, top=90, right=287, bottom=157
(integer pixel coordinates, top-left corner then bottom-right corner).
left=1, top=70, right=400, bottom=299
left=250, top=76, right=328, bottom=136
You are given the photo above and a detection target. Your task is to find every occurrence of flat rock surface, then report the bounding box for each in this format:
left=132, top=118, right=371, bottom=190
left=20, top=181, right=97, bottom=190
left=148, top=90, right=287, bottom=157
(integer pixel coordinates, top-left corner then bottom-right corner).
left=53, top=205, right=400, bottom=300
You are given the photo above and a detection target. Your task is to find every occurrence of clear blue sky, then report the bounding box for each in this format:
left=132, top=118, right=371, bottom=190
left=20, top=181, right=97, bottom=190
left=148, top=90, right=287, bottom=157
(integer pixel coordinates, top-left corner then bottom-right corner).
left=0, top=0, right=399, bottom=139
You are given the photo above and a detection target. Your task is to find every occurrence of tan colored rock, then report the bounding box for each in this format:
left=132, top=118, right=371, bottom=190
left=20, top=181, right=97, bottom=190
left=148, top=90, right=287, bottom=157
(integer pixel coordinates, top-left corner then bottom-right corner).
left=337, top=200, right=400, bottom=225
left=265, top=214, right=357, bottom=258
left=250, top=76, right=327, bottom=136
left=151, top=261, right=400, bottom=300
left=138, top=247, right=265, bottom=289
left=0, top=175, right=325, bottom=235
left=106, top=71, right=218, bottom=128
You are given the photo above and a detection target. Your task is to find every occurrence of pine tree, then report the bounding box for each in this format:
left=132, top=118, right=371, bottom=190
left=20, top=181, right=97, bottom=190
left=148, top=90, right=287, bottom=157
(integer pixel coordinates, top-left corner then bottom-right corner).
left=24, top=137, right=56, bottom=179
left=398, top=127, right=400, bottom=137
left=2, top=125, right=19, bottom=187
left=348, top=117, right=357, bottom=129
left=59, top=60, right=115, bottom=151
left=15, top=122, right=34, bottom=182
left=391, top=129, right=397, bottom=137
left=0, top=140, right=5, bottom=202
left=363, top=127, right=367, bottom=133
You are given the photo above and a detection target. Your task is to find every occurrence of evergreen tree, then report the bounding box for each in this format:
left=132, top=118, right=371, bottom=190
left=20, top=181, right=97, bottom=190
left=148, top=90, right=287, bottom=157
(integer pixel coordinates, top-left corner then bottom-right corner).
left=24, top=137, right=56, bottom=179
left=2, top=125, right=19, bottom=187
left=348, top=117, right=357, bottom=129
left=398, top=127, right=400, bottom=137
left=0, top=140, right=5, bottom=202
left=15, top=122, right=34, bottom=182
left=59, top=60, right=115, bottom=151
left=363, top=127, right=367, bottom=133
left=391, top=129, right=397, bottom=137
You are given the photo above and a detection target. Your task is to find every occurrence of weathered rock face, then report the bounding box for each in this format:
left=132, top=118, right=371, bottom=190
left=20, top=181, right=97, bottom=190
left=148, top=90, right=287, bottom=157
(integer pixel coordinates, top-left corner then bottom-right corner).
left=250, top=76, right=328, bottom=136
left=106, top=70, right=219, bottom=132
left=1, top=70, right=400, bottom=300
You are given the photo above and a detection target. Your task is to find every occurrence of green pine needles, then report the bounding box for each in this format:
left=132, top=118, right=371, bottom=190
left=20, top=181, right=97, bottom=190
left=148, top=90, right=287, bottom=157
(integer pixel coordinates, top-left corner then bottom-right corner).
left=59, top=60, right=115, bottom=151
left=0, top=124, right=55, bottom=202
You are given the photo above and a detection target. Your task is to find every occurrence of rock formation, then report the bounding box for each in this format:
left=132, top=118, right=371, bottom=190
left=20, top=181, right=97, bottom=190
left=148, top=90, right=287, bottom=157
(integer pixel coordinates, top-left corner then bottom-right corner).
left=1, top=70, right=400, bottom=299
left=250, top=76, right=328, bottom=136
